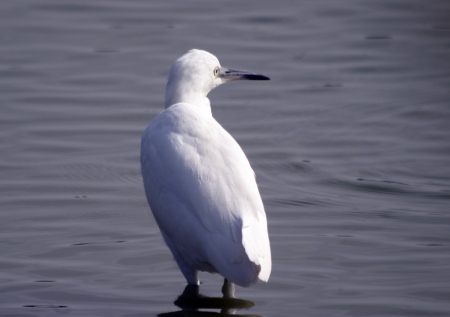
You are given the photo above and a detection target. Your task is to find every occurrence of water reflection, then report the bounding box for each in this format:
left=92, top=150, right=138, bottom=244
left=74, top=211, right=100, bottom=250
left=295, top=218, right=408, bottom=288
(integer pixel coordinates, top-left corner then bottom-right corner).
left=159, top=284, right=261, bottom=317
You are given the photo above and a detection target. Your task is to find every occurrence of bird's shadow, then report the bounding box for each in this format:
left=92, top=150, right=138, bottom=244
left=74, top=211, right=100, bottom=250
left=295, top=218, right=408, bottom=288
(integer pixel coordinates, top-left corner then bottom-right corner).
left=158, top=284, right=262, bottom=317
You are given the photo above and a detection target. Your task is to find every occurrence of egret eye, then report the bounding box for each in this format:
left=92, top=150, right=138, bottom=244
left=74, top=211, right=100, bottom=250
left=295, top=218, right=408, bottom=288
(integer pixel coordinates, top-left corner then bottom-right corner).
left=214, top=67, right=220, bottom=76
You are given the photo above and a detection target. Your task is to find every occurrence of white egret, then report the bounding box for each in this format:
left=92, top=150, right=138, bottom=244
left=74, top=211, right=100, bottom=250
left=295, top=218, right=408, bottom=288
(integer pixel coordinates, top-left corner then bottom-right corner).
left=140, top=49, right=271, bottom=295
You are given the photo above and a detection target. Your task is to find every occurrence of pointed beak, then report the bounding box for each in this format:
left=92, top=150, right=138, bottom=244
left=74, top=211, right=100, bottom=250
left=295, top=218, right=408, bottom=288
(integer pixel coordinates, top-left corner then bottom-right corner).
left=219, top=68, right=270, bottom=82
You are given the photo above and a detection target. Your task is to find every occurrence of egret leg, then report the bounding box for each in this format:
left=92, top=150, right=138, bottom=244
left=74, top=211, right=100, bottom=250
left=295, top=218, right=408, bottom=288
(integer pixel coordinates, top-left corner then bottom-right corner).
left=180, top=284, right=200, bottom=299
left=221, top=279, right=235, bottom=298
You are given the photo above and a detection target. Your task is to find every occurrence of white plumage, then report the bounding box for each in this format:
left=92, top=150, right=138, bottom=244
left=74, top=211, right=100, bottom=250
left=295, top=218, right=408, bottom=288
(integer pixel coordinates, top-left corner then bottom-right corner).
left=140, top=49, right=271, bottom=289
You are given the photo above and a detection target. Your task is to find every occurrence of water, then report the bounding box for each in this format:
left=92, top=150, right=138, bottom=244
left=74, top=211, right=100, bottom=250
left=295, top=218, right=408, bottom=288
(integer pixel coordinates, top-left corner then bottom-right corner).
left=1, top=0, right=450, bottom=316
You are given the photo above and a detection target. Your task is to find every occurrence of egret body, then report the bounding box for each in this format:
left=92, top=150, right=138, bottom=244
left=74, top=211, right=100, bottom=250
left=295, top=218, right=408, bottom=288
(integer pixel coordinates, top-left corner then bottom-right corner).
left=140, top=49, right=271, bottom=291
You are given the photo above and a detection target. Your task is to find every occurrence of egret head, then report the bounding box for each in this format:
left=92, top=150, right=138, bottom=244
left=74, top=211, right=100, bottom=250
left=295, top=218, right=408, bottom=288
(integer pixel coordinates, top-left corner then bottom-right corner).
left=165, top=49, right=269, bottom=109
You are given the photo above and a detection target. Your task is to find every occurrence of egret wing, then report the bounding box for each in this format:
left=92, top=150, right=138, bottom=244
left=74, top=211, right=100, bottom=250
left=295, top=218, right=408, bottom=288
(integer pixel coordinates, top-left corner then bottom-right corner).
left=141, top=103, right=271, bottom=286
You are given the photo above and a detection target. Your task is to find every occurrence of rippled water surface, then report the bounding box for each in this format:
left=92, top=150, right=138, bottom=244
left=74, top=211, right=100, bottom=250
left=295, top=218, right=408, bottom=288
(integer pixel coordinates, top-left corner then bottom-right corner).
left=1, top=0, right=450, bottom=316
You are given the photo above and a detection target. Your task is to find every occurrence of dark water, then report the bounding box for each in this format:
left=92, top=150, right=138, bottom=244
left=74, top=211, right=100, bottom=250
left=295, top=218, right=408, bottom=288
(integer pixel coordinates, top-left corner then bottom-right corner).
left=1, top=0, right=450, bottom=316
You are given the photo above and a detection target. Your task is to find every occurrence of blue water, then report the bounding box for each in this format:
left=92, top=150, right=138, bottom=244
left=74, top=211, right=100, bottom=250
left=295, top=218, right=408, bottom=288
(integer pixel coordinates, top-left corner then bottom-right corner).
left=1, top=0, right=450, bottom=316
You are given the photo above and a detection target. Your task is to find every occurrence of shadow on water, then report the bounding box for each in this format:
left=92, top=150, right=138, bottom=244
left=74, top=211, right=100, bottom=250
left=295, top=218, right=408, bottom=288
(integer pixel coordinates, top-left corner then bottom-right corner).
left=158, top=284, right=261, bottom=317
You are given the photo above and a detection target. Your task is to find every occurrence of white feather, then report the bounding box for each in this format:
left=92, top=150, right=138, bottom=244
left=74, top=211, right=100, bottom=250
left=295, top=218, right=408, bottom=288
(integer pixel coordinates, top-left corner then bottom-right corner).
left=141, top=49, right=271, bottom=287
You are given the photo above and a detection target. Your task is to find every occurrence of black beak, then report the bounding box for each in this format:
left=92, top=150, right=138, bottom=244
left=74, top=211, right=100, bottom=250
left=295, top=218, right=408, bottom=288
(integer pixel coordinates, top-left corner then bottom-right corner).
left=219, top=68, right=270, bottom=81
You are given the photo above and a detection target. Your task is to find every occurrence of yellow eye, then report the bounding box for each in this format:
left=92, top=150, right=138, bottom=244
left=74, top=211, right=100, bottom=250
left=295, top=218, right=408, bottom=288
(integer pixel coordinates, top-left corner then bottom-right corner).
left=214, top=67, right=220, bottom=76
